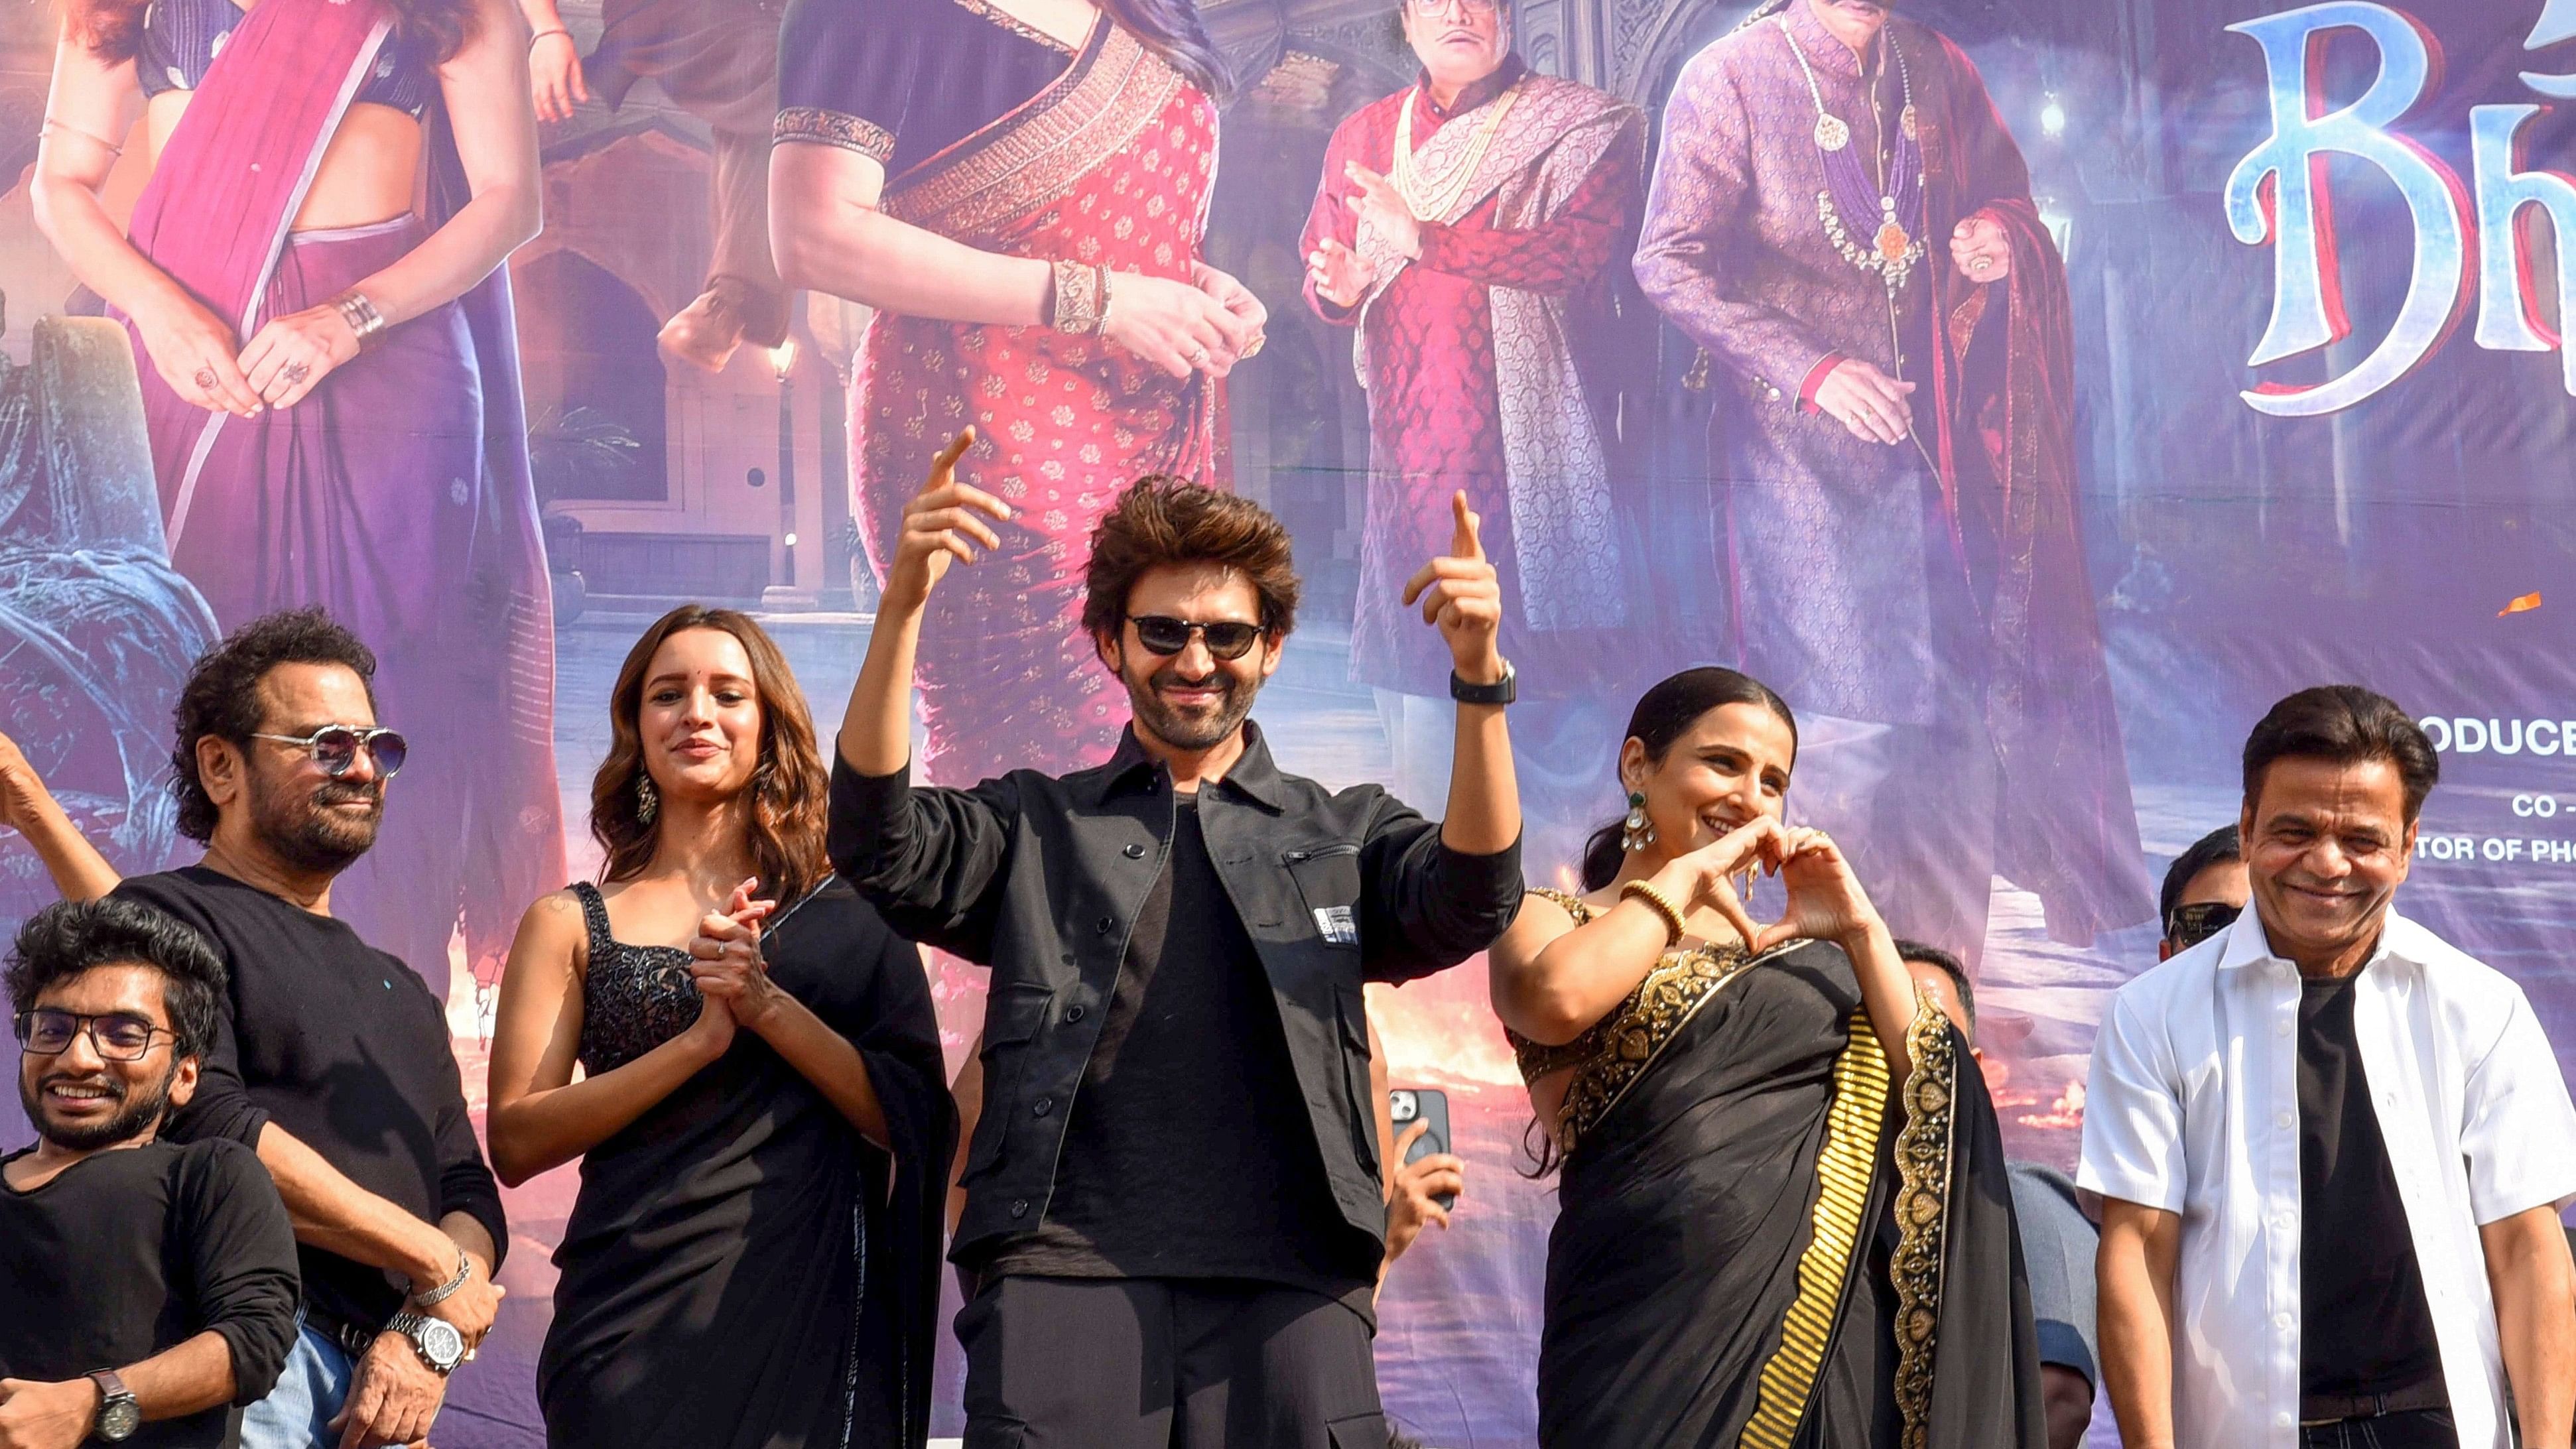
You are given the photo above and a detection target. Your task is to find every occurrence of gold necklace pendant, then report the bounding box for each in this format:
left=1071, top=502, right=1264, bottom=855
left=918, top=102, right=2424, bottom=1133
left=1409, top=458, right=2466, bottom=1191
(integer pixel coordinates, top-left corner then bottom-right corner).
left=1815, top=111, right=1851, bottom=152
left=1875, top=220, right=1913, bottom=263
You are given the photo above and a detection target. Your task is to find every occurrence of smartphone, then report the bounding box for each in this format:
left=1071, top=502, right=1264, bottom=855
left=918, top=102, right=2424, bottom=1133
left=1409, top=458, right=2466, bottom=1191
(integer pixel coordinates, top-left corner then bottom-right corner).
left=1387, top=1086, right=1455, bottom=1210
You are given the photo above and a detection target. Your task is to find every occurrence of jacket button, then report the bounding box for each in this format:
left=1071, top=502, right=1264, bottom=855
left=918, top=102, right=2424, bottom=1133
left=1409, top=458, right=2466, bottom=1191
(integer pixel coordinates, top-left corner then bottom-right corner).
left=1010, top=1199, right=1029, bottom=1219
left=1033, top=1096, right=1054, bottom=1117
left=1123, top=842, right=1145, bottom=859
left=1095, top=916, right=1114, bottom=934
left=1066, top=1005, right=1086, bottom=1023
left=1061, top=950, right=1076, bottom=965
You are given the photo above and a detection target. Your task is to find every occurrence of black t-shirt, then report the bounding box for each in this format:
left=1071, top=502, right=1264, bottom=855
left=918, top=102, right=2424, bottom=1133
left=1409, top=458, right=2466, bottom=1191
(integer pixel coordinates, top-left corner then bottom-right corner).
left=2298, top=970, right=2447, bottom=1410
left=0, top=1139, right=301, bottom=1448
left=114, top=868, right=507, bottom=1333
left=979, top=796, right=1377, bottom=1305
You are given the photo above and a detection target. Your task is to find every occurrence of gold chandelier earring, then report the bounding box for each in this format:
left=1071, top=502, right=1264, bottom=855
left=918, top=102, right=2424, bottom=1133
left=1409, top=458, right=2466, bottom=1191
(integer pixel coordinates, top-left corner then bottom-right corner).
left=1621, top=790, right=1655, bottom=853
left=636, top=774, right=659, bottom=826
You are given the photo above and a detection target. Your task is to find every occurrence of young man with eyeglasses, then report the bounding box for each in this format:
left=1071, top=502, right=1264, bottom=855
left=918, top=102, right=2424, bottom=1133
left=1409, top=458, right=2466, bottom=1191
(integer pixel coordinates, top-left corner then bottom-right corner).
left=1, top=899, right=299, bottom=1449
left=831, top=434, right=1523, bottom=1447
left=72, top=609, right=511, bottom=1449
left=2157, top=824, right=2248, bottom=960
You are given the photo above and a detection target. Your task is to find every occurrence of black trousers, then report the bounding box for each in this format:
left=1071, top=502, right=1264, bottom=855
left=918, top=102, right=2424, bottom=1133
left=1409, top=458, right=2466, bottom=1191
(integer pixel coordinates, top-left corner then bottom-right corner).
left=958, top=1276, right=1388, bottom=1449
left=2299, top=1408, right=2458, bottom=1449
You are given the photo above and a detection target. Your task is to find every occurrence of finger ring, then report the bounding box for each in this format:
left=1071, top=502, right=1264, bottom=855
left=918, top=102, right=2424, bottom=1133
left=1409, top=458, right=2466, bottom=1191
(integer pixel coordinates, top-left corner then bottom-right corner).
left=193, top=367, right=217, bottom=391
left=1242, top=335, right=1265, bottom=359
left=1190, top=346, right=1211, bottom=369
left=283, top=360, right=312, bottom=385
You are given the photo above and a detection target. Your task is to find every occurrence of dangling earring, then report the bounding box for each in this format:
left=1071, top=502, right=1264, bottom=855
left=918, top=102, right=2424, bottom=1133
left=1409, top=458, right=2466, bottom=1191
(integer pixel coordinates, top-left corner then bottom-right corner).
left=635, top=775, right=659, bottom=825
left=1621, top=790, right=1655, bottom=853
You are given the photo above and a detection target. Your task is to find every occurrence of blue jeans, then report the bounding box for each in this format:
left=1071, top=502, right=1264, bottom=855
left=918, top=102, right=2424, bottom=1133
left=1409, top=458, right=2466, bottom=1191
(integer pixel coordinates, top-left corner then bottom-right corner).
left=237, top=1319, right=355, bottom=1449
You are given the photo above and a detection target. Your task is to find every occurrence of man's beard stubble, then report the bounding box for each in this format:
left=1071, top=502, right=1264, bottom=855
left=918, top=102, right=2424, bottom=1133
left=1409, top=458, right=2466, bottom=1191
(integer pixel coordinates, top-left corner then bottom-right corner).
left=249, top=765, right=384, bottom=876
left=1127, top=659, right=1261, bottom=753
left=23, top=1061, right=176, bottom=1151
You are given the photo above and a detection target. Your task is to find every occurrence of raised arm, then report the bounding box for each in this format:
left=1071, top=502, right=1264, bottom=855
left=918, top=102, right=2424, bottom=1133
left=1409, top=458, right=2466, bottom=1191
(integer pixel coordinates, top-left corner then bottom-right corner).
left=234, top=0, right=541, bottom=410
left=1401, top=493, right=1518, bottom=861
left=0, top=730, right=121, bottom=901
left=31, top=32, right=266, bottom=416
left=485, top=891, right=742, bottom=1184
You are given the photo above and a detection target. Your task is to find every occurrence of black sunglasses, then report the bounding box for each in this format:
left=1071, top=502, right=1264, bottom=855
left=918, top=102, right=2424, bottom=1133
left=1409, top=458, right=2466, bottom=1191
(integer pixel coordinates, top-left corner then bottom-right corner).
left=250, top=725, right=408, bottom=779
left=2164, top=901, right=2242, bottom=951
left=15, top=1008, right=172, bottom=1061
left=1127, top=615, right=1265, bottom=661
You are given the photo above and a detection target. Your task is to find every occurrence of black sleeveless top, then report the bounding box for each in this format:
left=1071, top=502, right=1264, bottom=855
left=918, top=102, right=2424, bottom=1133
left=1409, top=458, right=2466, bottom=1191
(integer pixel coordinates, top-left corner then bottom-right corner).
left=570, top=881, right=702, bottom=1076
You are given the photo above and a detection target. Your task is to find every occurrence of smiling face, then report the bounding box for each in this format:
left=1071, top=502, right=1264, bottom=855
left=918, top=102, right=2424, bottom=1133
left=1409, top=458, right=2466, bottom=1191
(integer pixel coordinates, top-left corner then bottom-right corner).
left=1806, top=0, right=1894, bottom=52
left=1098, top=562, right=1282, bottom=755
left=1621, top=701, right=1797, bottom=860
left=2240, top=756, right=2415, bottom=972
left=637, top=627, right=765, bottom=808
left=18, top=963, right=196, bottom=1152
left=1401, top=0, right=1510, bottom=95
left=216, top=662, right=387, bottom=876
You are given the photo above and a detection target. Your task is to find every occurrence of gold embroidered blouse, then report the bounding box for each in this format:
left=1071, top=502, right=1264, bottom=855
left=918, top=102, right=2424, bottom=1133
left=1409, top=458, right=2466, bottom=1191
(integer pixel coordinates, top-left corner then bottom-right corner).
left=1508, top=887, right=1757, bottom=1153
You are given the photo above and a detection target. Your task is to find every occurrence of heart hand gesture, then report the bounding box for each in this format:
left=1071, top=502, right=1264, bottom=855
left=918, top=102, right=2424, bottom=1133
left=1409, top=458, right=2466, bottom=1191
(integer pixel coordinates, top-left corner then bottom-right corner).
left=1745, top=828, right=1885, bottom=956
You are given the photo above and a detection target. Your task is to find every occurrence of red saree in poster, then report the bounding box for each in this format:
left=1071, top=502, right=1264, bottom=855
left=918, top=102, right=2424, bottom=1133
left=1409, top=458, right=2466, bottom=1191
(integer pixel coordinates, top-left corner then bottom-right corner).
left=117, top=0, right=564, bottom=990
left=838, top=18, right=1226, bottom=785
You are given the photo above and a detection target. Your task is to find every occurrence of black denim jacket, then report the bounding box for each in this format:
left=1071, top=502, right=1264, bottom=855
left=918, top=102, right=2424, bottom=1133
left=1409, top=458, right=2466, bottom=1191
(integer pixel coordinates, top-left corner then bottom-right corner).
left=828, top=722, right=1523, bottom=1263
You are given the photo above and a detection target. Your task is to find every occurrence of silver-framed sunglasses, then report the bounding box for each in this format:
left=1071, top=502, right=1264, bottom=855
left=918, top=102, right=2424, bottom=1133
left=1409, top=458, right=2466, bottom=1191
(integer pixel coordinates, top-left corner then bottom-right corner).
left=249, top=725, right=409, bottom=779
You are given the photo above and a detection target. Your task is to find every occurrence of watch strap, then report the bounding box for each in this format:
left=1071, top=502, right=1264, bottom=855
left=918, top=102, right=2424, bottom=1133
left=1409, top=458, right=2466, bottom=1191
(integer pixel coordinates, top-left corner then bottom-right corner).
left=386, top=1311, right=461, bottom=1374
left=86, top=1368, right=137, bottom=1442
left=1449, top=661, right=1516, bottom=706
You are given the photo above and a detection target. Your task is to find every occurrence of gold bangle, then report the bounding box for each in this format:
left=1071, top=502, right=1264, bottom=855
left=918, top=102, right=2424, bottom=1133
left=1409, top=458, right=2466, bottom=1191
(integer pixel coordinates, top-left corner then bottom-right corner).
left=1049, top=259, right=1106, bottom=336
left=1619, top=879, right=1687, bottom=946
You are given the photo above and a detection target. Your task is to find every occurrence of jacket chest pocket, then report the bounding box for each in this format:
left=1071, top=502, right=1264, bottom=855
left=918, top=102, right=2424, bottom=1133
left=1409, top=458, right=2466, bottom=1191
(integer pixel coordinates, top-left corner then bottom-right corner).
left=964, top=981, right=1056, bottom=1180
left=1282, top=843, right=1362, bottom=950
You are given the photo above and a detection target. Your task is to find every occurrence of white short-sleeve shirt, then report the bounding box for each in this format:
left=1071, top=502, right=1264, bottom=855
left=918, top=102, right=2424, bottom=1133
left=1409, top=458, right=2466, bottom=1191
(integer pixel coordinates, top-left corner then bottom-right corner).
left=2077, top=908, right=2576, bottom=1449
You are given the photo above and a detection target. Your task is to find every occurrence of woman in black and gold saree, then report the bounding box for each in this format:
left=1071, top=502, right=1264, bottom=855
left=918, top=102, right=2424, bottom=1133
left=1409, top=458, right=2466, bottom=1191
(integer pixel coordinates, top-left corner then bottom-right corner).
left=1490, top=667, right=2044, bottom=1449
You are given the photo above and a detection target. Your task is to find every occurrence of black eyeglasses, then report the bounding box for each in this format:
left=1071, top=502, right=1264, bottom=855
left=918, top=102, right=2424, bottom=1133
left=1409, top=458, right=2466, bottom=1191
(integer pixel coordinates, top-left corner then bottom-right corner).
left=15, top=1008, right=173, bottom=1061
left=1127, top=615, right=1265, bottom=661
left=250, top=725, right=408, bottom=779
left=2164, top=901, right=2242, bottom=951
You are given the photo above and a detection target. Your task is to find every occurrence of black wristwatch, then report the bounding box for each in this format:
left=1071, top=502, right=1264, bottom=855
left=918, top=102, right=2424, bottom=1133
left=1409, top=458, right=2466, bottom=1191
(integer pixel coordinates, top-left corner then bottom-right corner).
left=86, top=1369, right=139, bottom=1442
left=386, top=1311, right=467, bottom=1375
left=1449, top=660, right=1516, bottom=706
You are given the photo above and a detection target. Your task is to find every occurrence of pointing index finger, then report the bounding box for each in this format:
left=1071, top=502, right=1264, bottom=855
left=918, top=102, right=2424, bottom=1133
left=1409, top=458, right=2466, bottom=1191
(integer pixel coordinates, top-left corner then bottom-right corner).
left=1449, top=491, right=1484, bottom=560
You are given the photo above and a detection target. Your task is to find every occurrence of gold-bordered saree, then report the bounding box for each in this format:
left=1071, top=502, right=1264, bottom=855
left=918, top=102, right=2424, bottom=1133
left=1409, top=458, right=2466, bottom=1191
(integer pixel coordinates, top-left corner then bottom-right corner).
left=1520, top=890, right=2044, bottom=1449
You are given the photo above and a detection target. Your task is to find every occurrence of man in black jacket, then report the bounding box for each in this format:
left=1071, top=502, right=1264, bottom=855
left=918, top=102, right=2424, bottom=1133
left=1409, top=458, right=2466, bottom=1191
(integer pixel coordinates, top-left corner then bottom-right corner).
left=832, top=430, right=1523, bottom=1448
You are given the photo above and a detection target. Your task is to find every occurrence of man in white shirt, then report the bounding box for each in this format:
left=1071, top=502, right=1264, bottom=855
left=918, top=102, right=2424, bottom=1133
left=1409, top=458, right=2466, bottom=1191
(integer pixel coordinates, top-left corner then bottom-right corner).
left=2081, top=684, right=2576, bottom=1449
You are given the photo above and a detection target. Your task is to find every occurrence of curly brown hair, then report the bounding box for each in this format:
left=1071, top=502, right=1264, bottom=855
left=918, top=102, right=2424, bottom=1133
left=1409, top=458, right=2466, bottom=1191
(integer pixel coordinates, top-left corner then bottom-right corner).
left=590, top=606, right=831, bottom=907
left=1080, top=475, right=1301, bottom=643
left=64, top=0, right=478, bottom=68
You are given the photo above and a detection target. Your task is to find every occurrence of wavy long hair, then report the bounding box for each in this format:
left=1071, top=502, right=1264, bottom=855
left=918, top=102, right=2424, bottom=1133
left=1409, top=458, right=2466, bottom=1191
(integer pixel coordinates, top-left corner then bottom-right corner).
left=64, top=0, right=478, bottom=67
left=1106, top=0, right=1228, bottom=99
left=590, top=606, right=832, bottom=907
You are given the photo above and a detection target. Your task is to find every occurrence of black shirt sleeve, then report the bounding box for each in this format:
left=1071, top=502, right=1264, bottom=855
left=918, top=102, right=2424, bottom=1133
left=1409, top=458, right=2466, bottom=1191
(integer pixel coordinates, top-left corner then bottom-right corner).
left=174, top=1139, right=302, bottom=1407
left=111, top=879, right=269, bottom=1153
left=1355, top=795, right=1524, bottom=983
left=826, top=754, right=1021, bottom=962
left=418, top=993, right=508, bottom=1269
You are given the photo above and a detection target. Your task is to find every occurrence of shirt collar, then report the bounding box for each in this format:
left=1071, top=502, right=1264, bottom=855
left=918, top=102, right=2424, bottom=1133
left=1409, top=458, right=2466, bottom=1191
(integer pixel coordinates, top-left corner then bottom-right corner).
left=1415, top=52, right=1529, bottom=121
left=1087, top=721, right=1287, bottom=812
left=2216, top=902, right=2412, bottom=976
left=1781, top=0, right=1873, bottom=80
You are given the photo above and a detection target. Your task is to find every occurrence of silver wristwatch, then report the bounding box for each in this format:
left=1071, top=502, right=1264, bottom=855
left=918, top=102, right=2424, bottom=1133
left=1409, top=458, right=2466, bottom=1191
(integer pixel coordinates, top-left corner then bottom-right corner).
left=386, top=1311, right=466, bottom=1375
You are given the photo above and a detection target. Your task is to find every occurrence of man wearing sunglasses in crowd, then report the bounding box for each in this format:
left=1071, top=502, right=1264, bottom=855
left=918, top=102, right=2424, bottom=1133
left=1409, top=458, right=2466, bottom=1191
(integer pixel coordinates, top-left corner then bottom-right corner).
left=2158, top=824, right=2248, bottom=960
left=40, top=609, right=514, bottom=1449
left=830, top=432, right=1522, bottom=1446
left=1, top=898, right=299, bottom=1449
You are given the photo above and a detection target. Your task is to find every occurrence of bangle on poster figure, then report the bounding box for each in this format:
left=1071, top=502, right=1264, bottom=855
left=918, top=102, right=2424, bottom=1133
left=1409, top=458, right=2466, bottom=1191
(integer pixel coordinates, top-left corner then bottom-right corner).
left=332, top=291, right=388, bottom=349
left=529, top=25, right=570, bottom=45
left=1050, top=259, right=1106, bottom=336
left=1619, top=878, right=1687, bottom=947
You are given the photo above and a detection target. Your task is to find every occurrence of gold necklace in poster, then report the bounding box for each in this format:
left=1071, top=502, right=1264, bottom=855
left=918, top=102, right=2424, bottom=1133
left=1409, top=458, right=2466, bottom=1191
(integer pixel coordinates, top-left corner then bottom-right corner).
left=1779, top=15, right=1927, bottom=296
left=1390, top=79, right=1523, bottom=223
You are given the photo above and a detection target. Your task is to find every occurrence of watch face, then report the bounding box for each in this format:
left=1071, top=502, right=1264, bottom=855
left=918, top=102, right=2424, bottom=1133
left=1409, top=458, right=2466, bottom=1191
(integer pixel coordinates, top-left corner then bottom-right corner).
left=98, top=1397, right=141, bottom=1440
left=417, top=1317, right=466, bottom=1370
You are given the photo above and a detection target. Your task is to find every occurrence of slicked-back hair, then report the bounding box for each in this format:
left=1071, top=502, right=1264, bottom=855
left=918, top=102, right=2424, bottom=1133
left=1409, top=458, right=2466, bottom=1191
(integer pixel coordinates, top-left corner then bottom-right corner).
left=1082, top=475, right=1301, bottom=643
left=169, top=608, right=380, bottom=844
left=6, top=898, right=228, bottom=1059
left=2242, top=685, right=2440, bottom=823
left=1893, top=938, right=1974, bottom=1031
left=2159, top=825, right=2242, bottom=930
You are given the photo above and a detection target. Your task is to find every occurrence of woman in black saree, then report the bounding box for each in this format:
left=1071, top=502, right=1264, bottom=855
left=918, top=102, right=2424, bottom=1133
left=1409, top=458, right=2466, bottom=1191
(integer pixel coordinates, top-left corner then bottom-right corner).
left=1490, top=667, right=2043, bottom=1449
left=485, top=605, right=954, bottom=1448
